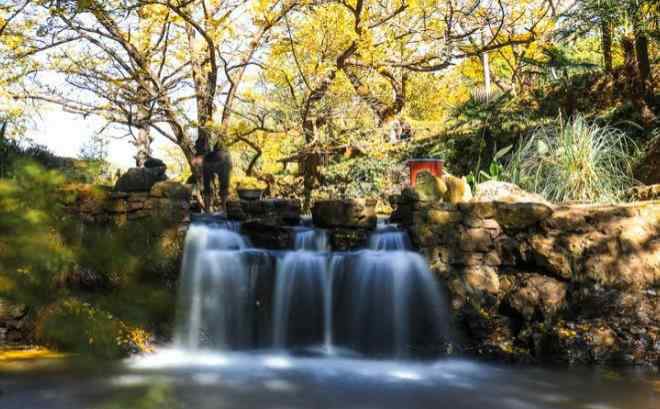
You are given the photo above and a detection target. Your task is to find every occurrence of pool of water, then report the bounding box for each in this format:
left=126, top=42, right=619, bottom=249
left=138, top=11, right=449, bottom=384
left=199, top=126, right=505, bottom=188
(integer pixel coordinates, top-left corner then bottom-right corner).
left=1, top=350, right=658, bottom=409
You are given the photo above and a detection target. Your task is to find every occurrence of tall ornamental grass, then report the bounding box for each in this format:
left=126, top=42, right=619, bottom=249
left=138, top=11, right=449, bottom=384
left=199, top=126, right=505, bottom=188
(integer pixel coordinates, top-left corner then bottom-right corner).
left=507, top=115, right=639, bottom=203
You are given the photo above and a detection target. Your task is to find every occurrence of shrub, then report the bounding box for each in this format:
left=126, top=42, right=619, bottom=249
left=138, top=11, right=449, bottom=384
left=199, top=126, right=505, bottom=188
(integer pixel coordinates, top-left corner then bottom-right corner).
left=0, top=161, right=73, bottom=308
left=35, top=298, right=152, bottom=359
left=507, top=115, right=639, bottom=203
left=0, top=162, right=179, bottom=357
left=321, top=155, right=399, bottom=200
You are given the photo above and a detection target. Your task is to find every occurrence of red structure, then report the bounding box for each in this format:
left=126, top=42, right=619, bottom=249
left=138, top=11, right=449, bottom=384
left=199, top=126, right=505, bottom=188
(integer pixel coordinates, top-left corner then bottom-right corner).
left=407, top=159, right=445, bottom=187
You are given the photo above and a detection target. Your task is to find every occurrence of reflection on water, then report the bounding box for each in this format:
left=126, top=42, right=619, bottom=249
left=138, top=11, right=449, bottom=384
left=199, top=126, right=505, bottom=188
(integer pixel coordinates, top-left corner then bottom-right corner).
left=0, top=351, right=657, bottom=409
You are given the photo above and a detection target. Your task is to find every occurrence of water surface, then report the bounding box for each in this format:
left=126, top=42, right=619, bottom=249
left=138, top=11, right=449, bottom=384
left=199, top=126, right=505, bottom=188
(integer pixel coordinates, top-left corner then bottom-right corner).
left=1, top=351, right=658, bottom=409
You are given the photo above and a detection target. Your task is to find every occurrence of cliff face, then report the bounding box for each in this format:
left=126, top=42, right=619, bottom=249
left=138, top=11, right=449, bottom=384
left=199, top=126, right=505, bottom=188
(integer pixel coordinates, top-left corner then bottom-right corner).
left=398, top=197, right=660, bottom=368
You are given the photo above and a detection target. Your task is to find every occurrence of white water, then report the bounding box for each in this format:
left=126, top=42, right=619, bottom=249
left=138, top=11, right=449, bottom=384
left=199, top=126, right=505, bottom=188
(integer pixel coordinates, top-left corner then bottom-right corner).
left=293, top=228, right=329, bottom=251
left=175, top=219, right=447, bottom=357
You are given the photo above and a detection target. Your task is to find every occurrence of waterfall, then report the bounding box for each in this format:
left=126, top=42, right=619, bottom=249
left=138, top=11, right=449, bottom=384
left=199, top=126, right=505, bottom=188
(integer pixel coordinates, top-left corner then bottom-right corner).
left=272, top=251, right=328, bottom=349
left=369, top=227, right=412, bottom=250
left=333, top=251, right=446, bottom=357
left=175, top=218, right=448, bottom=357
left=293, top=228, right=329, bottom=251
left=174, top=222, right=268, bottom=350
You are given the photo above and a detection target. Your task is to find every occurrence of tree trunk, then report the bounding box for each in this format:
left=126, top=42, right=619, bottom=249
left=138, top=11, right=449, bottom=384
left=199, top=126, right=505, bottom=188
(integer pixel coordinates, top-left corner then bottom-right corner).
left=482, top=51, right=492, bottom=100
left=0, top=121, right=6, bottom=178
left=634, top=33, right=652, bottom=95
left=301, top=120, right=315, bottom=213
left=622, top=36, right=656, bottom=128
left=601, top=21, right=613, bottom=73
left=134, top=102, right=152, bottom=167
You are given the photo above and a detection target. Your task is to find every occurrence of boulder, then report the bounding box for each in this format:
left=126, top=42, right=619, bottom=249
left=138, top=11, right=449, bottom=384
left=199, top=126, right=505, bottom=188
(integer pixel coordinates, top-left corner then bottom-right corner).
left=227, top=199, right=301, bottom=225
left=507, top=274, right=567, bottom=320
left=312, top=199, right=377, bottom=229
left=240, top=221, right=293, bottom=250
left=150, top=181, right=192, bottom=201
left=464, top=265, right=500, bottom=295
left=114, top=167, right=167, bottom=193
left=493, top=202, right=554, bottom=230
left=474, top=181, right=550, bottom=205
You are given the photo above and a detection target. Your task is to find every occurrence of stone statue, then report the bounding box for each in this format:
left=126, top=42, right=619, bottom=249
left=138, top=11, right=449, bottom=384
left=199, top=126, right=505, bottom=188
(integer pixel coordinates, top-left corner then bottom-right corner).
left=202, top=142, right=233, bottom=212
left=414, top=171, right=473, bottom=204
left=135, top=149, right=149, bottom=168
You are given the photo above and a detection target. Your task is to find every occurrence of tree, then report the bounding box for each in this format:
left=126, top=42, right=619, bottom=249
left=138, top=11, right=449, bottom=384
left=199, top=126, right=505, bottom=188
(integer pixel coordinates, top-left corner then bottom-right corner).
left=19, top=0, right=297, bottom=210
left=258, top=0, right=557, bottom=209
left=0, top=0, right=40, bottom=140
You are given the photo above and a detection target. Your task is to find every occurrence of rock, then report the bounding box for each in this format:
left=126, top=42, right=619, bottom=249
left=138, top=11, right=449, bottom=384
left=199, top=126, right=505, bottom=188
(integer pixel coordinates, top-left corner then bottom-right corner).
left=150, top=181, right=192, bottom=201
left=312, top=199, right=377, bottom=229
left=507, top=274, right=567, bottom=320
left=114, top=167, right=167, bottom=193
left=542, top=204, right=643, bottom=233
left=329, top=228, right=370, bottom=251
left=227, top=199, right=301, bottom=225
left=415, top=171, right=446, bottom=202
left=0, top=300, right=27, bottom=321
left=528, top=234, right=573, bottom=279
left=582, top=237, right=660, bottom=289
left=458, top=201, right=498, bottom=219
left=240, top=221, right=293, bottom=250
left=427, top=209, right=462, bottom=225
left=464, top=265, right=500, bottom=295
left=627, top=185, right=660, bottom=201
left=493, top=202, right=554, bottom=230
left=458, top=227, right=495, bottom=252
left=104, top=198, right=128, bottom=213
left=474, top=181, right=550, bottom=204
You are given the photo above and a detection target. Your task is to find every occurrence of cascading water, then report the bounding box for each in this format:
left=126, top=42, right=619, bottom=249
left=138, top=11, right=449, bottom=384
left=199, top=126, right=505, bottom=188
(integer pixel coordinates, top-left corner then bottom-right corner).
left=175, top=222, right=271, bottom=350
left=293, top=227, right=329, bottom=251
left=272, top=227, right=332, bottom=351
left=272, top=251, right=328, bottom=349
left=174, top=216, right=448, bottom=357
left=333, top=251, right=446, bottom=357
left=369, top=225, right=413, bottom=251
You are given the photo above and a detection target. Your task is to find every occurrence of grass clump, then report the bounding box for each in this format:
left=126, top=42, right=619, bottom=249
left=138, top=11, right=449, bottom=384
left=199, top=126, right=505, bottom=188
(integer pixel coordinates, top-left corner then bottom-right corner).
left=508, top=115, right=639, bottom=203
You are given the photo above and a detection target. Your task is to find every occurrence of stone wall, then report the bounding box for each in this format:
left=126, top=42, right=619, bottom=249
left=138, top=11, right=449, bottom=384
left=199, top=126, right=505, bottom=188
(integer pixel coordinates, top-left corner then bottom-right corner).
left=399, top=196, right=660, bottom=367
left=0, top=301, right=28, bottom=344
left=64, top=181, right=192, bottom=224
